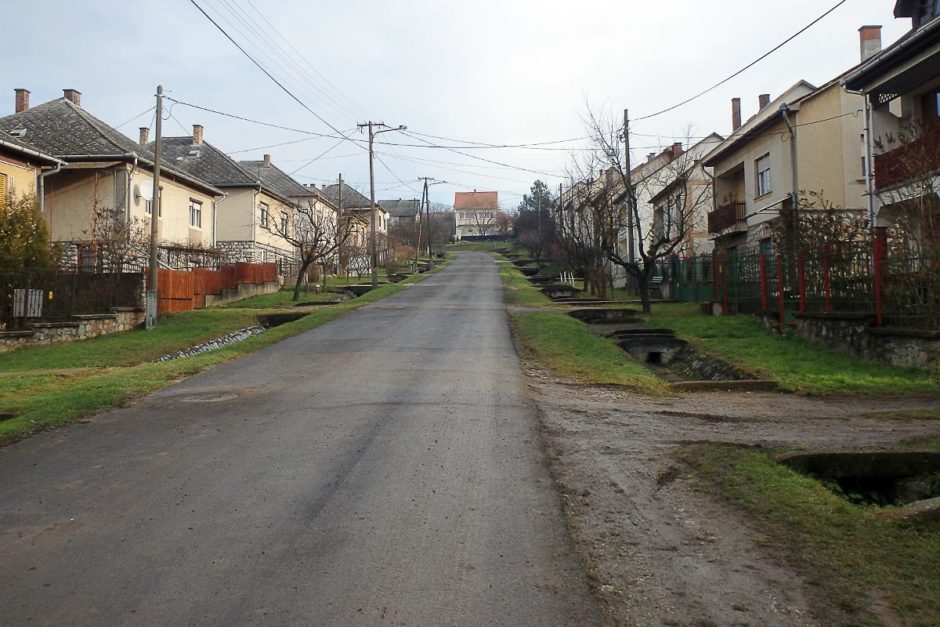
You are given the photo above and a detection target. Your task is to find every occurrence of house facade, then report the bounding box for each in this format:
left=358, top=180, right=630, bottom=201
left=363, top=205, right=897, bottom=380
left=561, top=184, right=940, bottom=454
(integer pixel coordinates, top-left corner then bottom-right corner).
left=155, top=127, right=300, bottom=266
left=378, top=198, right=420, bottom=226
left=704, top=69, right=869, bottom=254
left=0, top=125, right=64, bottom=209
left=844, top=4, right=940, bottom=246
left=0, top=89, right=223, bottom=268
left=454, top=191, right=499, bottom=239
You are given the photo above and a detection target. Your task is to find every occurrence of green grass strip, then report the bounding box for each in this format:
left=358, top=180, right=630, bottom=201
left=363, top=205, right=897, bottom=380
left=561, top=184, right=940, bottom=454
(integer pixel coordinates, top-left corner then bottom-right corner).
left=684, top=444, right=940, bottom=625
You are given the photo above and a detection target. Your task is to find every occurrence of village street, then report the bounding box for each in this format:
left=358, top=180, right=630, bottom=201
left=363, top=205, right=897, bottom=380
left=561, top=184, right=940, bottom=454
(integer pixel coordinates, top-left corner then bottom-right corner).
left=0, top=253, right=599, bottom=626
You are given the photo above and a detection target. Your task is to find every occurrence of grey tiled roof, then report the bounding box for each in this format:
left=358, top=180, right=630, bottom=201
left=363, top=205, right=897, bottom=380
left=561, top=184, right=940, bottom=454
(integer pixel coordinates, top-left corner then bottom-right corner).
left=153, top=137, right=257, bottom=188
left=239, top=160, right=313, bottom=200
left=378, top=198, right=420, bottom=218
left=0, top=98, right=155, bottom=159
left=320, top=183, right=373, bottom=209
left=0, top=130, right=63, bottom=165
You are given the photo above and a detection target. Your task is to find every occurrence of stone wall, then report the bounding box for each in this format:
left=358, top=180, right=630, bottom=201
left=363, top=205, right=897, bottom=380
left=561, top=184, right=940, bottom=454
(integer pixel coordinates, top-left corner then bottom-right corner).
left=787, top=313, right=939, bottom=371
left=0, top=309, right=145, bottom=353
left=216, top=240, right=296, bottom=265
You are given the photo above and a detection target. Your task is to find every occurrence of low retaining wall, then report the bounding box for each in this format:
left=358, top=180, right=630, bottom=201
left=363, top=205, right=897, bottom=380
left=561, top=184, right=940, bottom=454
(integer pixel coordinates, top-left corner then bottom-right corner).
left=204, top=281, right=280, bottom=307
left=0, top=309, right=145, bottom=353
left=785, top=313, right=939, bottom=371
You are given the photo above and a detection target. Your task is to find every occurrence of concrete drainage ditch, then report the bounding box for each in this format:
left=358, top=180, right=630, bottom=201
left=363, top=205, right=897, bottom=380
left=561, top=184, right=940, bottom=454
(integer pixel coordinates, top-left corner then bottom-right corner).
left=154, top=311, right=311, bottom=362
left=567, top=308, right=775, bottom=390
left=779, top=451, right=940, bottom=518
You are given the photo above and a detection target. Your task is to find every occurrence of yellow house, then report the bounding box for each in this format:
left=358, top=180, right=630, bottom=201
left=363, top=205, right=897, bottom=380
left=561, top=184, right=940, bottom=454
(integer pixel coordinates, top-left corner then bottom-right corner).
left=0, top=129, right=64, bottom=210
left=0, top=89, right=223, bottom=268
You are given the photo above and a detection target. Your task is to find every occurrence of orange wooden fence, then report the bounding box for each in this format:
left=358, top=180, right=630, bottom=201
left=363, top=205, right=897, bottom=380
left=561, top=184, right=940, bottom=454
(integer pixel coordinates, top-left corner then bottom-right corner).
left=149, top=263, right=278, bottom=313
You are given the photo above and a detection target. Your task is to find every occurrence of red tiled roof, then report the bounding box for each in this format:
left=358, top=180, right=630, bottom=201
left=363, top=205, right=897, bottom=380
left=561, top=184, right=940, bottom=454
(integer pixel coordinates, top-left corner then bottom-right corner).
left=454, top=191, right=498, bottom=209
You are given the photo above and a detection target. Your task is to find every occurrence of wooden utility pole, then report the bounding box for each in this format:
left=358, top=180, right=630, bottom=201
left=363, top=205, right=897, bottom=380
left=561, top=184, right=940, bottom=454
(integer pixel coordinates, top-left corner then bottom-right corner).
left=423, top=179, right=432, bottom=270
left=337, top=173, right=344, bottom=278
left=624, top=108, right=635, bottom=266
left=357, top=121, right=406, bottom=287
left=146, top=85, right=164, bottom=330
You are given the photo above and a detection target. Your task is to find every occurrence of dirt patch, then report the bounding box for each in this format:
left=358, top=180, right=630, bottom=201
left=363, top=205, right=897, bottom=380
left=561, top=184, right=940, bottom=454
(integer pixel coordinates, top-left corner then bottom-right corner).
left=523, top=361, right=940, bottom=625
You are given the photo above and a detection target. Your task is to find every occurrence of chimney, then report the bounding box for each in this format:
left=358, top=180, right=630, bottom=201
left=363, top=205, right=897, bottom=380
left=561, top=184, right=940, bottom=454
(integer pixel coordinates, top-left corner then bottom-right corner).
left=193, top=124, right=204, bottom=145
left=63, top=89, right=81, bottom=107
left=14, top=88, right=30, bottom=113
left=859, top=25, right=882, bottom=62
left=263, top=154, right=271, bottom=168
left=732, top=98, right=742, bottom=131
left=139, top=127, right=150, bottom=145
left=671, top=142, right=683, bottom=159
left=647, top=152, right=656, bottom=163
left=759, top=93, right=771, bottom=110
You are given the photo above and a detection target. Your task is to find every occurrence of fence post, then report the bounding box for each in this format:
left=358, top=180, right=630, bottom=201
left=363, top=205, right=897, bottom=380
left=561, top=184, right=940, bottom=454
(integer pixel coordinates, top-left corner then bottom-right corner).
left=759, top=254, right=768, bottom=312
left=798, top=252, right=807, bottom=313
left=822, top=244, right=832, bottom=314
left=721, top=253, right=729, bottom=316
left=872, top=227, right=887, bottom=327
left=777, top=254, right=785, bottom=328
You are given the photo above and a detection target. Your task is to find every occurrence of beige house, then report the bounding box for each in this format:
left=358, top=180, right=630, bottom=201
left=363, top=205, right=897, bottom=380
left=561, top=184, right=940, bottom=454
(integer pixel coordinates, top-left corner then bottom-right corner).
left=155, top=127, right=301, bottom=266
left=0, top=89, right=224, bottom=268
left=319, top=182, right=390, bottom=268
left=454, top=191, right=499, bottom=239
left=704, top=69, right=869, bottom=253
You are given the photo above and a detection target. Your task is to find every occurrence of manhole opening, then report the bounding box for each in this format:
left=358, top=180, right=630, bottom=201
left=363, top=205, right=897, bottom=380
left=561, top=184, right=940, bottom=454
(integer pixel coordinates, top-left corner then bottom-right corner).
left=646, top=351, right=663, bottom=365
left=781, top=452, right=940, bottom=506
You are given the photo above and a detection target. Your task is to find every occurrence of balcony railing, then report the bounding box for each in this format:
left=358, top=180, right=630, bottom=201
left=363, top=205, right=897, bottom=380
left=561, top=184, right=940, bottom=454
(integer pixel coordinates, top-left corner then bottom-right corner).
left=874, top=126, right=940, bottom=190
left=707, top=202, right=746, bottom=234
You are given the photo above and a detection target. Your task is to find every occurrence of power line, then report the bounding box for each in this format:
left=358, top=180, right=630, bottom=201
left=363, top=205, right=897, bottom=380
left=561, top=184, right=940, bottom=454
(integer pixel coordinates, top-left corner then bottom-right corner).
left=288, top=137, right=348, bottom=176
left=400, top=130, right=564, bottom=178
left=189, top=0, right=357, bottom=142
left=634, top=0, right=848, bottom=121
left=113, top=106, right=156, bottom=130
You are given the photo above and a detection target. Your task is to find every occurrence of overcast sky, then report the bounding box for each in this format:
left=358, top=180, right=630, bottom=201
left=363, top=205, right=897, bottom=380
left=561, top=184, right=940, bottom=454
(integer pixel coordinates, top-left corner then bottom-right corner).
left=9, top=1, right=911, bottom=208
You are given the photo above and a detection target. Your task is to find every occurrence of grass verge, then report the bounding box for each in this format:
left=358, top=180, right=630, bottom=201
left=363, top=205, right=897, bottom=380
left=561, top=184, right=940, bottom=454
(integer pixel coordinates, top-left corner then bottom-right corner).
left=682, top=443, right=940, bottom=625
left=647, top=303, right=940, bottom=396
left=0, top=266, right=443, bottom=445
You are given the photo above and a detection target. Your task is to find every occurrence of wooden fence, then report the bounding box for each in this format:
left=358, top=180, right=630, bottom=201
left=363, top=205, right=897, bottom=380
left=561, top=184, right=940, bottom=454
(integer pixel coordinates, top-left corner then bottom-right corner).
left=149, top=262, right=277, bottom=313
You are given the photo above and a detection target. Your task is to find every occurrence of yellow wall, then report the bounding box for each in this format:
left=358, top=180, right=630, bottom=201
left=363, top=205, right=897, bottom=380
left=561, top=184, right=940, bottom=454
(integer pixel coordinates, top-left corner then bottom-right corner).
left=44, top=169, right=115, bottom=241
left=130, top=168, right=216, bottom=248
left=216, top=188, right=298, bottom=258
left=0, top=155, right=40, bottom=201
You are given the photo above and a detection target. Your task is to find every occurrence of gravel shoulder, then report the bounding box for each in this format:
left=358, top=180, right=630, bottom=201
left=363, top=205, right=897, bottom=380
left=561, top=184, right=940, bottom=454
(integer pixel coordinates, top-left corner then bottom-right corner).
left=523, top=362, right=940, bottom=625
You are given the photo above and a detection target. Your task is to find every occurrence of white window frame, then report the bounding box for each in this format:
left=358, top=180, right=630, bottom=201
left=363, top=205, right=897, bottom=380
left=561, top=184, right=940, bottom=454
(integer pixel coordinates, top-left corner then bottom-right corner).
left=259, top=202, right=269, bottom=228
left=189, top=198, right=202, bottom=228
left=755, top=154, right=772, bottom=197
left=279, top=211, right=288, bottom=235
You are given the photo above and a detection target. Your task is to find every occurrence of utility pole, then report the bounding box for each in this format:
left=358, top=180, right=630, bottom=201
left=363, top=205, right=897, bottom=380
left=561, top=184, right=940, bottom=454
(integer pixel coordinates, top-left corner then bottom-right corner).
left=337, top=173, right=344, bottom=279
left=417, top=177, right=445, bottom=270
left=413, top=196, right=422, bottom=273
left=146, top=85, right=164, bottom=330
left=358, top=121, right=406, bottom=288
left=536, top=188, right=542, bottom=254
left=624, top=108, right=636, bottom=267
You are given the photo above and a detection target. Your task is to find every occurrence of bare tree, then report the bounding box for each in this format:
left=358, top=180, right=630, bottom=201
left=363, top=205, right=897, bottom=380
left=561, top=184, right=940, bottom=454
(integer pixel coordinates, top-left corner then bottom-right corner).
left=471, top=209, right=497, bottom=237
left=268, top=198, right=352, bottom=301
left=82, top=203, right=149, bottom=272
left=554, top=177, right=610, bottom=297
left=571, top=108, right=713, bottom=311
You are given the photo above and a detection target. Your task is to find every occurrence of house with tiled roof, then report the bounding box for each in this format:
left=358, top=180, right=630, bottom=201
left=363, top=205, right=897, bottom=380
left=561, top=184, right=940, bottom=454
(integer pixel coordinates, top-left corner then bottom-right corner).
left=317, top=182, right=390, bottom=271
left=154, top=125, right=305, bottom=266
left=0, top=88, right=224, bottom=268
left=378, top=198, right=420, bottom=226
left=454, top=191, right=498, bottom=239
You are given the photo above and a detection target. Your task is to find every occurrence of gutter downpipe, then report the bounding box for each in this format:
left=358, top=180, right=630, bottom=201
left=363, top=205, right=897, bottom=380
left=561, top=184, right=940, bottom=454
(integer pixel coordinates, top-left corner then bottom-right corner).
left=780, top=103, right=800, bottom=242
left=213, top=191, right=227, bottom=248
left=844, top=85, right=877, bottom=229
left=38, top=161, right=63, bottom=214
left=125, top=152, right=139, bottom=222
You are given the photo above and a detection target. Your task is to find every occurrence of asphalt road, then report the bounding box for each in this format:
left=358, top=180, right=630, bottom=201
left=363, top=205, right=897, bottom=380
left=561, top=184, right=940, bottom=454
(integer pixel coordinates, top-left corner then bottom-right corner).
left=0, top=253, right=599, bottom=626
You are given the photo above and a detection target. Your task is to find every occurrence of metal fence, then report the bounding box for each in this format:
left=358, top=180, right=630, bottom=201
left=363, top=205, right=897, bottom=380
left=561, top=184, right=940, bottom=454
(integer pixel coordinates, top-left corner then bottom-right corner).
left=0, top=271, right=144, bottom=329
left=659, top=237, right=939, bottom=329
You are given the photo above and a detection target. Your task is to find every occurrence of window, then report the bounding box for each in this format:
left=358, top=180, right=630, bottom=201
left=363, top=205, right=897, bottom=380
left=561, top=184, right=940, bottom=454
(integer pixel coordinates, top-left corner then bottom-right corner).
left=189, top=199, right=202, bottom=228
left=260, top=249, right=267, bottom=262
left=259, top=202, right=269, bottom=228
left=145, top=187, right=163, bottom=216
left=755, top=154, right=772, bottom=197
left=280, top=211, right=288, bottom=234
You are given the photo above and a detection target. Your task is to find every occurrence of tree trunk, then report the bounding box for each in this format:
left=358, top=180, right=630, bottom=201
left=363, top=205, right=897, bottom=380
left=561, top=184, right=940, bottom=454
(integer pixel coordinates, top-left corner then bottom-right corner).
left=292, top=259, right=314, bottom=301
left=639, top=267, right=653, bottom=313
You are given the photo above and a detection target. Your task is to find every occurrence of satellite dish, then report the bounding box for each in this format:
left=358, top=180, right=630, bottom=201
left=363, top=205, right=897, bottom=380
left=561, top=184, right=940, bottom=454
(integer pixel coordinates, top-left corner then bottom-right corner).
left=137, top=180, right=154, bottom=202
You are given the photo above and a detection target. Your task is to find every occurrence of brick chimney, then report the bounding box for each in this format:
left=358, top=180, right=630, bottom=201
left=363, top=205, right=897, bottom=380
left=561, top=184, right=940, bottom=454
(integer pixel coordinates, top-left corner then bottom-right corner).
left=732, top=98, right=742, bottom=131
left=139, top=127, right=150, bottom=145
left=263, top=154, right=271, bottom=167
left=671, top=142, right=683, bottom=159
left=193, top=124, right=204, bottom=145
left=759, top=93, right=771, bottom=110
left=14, top=89, right=30, bottom=113
left=63, top=89, right=81, bottom=107
left=859, top=25, right=882, bottom=62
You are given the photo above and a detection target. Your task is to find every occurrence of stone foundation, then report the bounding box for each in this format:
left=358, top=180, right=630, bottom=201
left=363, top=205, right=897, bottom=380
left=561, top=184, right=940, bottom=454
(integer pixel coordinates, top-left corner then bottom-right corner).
left=0, top=308, right=145, bottom=353
left=786, top=312, right=939, bottom=371
left=216, top=241, right=296, bottom=265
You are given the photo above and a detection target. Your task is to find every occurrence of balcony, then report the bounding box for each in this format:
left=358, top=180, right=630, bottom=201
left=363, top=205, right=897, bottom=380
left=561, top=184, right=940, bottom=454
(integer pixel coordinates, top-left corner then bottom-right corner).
left=874, top=126, right=940, bottom=190
left=707, top=202, right=746, bottom=234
